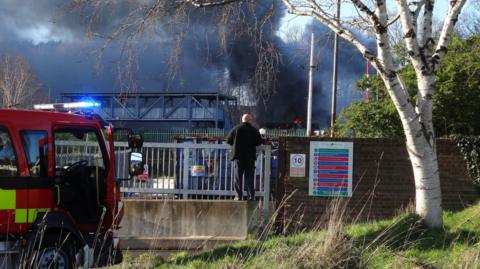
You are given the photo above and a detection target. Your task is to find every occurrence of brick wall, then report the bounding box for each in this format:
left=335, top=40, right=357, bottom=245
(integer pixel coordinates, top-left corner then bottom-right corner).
left=275, top=137, right=479, bottom=233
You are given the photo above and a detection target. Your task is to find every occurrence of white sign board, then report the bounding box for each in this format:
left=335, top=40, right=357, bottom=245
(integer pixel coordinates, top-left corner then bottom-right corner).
left=309, top=141, right=353, bottom=197
left=290, top=153, right=306, bottom=177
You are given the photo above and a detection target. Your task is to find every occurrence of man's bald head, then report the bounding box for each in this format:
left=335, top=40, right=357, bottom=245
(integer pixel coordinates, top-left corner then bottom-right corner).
left=242, top=114, right=252, bottom=123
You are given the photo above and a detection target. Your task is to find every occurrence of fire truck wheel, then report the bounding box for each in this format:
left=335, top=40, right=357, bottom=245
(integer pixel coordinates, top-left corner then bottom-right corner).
left=36, top=235, right=76, bottom=269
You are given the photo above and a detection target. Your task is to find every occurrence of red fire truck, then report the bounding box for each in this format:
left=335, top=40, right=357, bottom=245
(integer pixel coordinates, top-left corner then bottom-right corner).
left=0, top=103, right=143, bottom=268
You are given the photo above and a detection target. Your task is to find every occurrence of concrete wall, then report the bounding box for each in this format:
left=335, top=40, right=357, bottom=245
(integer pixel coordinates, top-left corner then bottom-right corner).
left=276, top=138, right=480, bottom=233
left=119, top=200, right=262, bottom=250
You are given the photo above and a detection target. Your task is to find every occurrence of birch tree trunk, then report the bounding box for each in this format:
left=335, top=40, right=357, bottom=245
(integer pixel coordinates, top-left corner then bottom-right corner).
left=410, top=73, right=442, bottom=227
left=282, top=0, right=467, bottom=227
left=410, top=137, right=442, bottom=227
left=377, top=53, right=442, bottom=228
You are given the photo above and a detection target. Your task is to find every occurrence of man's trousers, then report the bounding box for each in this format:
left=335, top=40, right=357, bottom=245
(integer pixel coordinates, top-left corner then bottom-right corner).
left=233, top=159, right=255, bottom=200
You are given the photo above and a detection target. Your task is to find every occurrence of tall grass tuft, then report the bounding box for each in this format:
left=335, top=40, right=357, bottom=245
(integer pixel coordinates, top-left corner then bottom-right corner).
left=293, top=197, right=361, bottom=269
left=458, top=249, right=480, bottom=269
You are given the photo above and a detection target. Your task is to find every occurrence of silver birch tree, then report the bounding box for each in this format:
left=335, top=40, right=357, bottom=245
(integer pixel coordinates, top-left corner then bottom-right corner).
left=281, top=0, right=466, bottom=227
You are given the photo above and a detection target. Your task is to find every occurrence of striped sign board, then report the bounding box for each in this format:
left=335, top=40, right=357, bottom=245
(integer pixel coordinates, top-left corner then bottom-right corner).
left=309, top=141, right=353, bottom=197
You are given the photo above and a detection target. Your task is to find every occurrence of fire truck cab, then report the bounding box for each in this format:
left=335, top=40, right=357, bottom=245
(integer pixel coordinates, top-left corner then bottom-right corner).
left=0, top=106, right=141, bottom=268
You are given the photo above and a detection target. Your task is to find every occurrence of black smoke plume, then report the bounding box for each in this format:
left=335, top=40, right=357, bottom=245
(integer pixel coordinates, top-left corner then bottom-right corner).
left=0, top=0, right=370, bottom=130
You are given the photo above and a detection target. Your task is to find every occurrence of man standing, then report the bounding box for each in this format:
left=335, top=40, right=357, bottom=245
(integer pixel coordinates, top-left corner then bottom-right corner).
left=226, top=114, right=263, bottom=201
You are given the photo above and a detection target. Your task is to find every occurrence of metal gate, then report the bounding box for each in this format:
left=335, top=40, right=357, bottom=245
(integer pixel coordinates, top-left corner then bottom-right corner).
left=116, top=142, right=269, bottom=194
left=115, top=142, right=271, bottom=215
left=55, top=141, right=272, bottom=217
left=55, top=141, right=272, bottom=200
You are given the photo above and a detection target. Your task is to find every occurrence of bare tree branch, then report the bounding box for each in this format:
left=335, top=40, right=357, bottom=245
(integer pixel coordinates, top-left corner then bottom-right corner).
left=351, top=0, right=375, bottom=20
left=282, top=0, right=382, bottom=72
left=431, top=0, right=466, bottom=72
left=0, top=52, right=40, bottom=109
left=395, top=0, right=425, bottom=72
left=387, top=12, right=401, bottom=27
left=187, top=0, right=244, bottom=7
left=66, top=0, right=279, bottom=104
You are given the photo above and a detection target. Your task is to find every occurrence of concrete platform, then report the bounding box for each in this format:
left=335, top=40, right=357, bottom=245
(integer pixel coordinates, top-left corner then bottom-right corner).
left=118, top=199, right=263, bottom=250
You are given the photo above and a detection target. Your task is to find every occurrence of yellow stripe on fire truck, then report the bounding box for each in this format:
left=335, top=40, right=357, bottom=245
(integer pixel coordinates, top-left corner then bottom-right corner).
left=0, top=189, right=15, bottom=210
left=0, top=189, right=49, bottom=224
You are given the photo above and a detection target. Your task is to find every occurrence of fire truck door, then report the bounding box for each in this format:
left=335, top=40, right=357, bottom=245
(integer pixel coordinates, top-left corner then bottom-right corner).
left=53, top=128, right=107, bottom=224
left=0, top=129, right=52, bottom=232
left=0, top=127, right=19, bottom=231
left=19, top=131, right=51, bottom=224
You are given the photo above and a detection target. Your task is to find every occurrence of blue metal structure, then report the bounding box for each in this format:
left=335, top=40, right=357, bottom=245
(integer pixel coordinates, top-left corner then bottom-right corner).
left=61, top=92, right=238, bottom=130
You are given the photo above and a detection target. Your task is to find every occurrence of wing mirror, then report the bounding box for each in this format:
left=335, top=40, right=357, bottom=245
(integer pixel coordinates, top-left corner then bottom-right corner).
left=111, top=128, right=143, bottom=149
left=129, top=152, right=144, bottom=176
left=128, top=133, right=143, bottom=150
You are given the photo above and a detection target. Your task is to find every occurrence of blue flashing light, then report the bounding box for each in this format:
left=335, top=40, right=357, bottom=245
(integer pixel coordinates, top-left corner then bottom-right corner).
left=71, top=97, right=101, bottom=108
left=64, top=101, right=101, bottom=109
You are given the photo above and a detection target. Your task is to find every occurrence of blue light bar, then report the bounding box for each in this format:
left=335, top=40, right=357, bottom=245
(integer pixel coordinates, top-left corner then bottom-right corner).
left=34, top=101, right=101, bottom=110
left=64, top=101, right=101, bottom=108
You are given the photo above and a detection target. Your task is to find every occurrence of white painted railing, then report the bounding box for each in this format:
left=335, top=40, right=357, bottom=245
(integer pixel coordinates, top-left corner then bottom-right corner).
left=55, top=141, right=272, bottom=217
left=115, top=142, right=271, bottom=200
left=117, top=142, right=271, bottom=222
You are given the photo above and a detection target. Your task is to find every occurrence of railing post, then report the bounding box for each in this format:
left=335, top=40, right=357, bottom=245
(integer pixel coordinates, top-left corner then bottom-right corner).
left=182, top=146, right=190, bottom=199
left=263, top=145, right=271, bottom=228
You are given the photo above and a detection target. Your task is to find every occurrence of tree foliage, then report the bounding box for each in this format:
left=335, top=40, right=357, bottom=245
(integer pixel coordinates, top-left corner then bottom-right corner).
left=453, top=135, right=480, bottom=186
left=335, top=35, right=480, bottom=138
left=434, top=35, right=480, bottom=136
left=334, top=100, right=403, bottom=138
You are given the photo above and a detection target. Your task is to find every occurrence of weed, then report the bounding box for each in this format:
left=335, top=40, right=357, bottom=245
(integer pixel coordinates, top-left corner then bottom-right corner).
left=292, top=198, right=362, bottom=269
left=459, top=249, right=480, bottom=269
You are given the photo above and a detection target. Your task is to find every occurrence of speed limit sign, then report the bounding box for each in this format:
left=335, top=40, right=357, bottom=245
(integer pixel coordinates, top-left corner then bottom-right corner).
left=290, top=153, right=306, bottom=177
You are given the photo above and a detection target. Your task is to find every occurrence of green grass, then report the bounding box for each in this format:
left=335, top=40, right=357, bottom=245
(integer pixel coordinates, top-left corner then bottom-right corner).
left=116, top=202, right=480, bottom=268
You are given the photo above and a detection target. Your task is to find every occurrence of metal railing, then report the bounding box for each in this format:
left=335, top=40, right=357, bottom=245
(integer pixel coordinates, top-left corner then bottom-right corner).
left=55, top=140, right=272, bottom=223
left=115, top=128, right=307, bottom=143
left=55, top=141, right=103, bottom=168
left=55, top=141, right=271, bottom=208
left=115, top=142, right=271, bottom=202
left=142, top=128, right=226, bottom=142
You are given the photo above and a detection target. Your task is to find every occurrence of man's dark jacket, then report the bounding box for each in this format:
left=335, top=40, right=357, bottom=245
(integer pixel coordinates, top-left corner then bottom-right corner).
left=226, top=122, right=262, bottom=161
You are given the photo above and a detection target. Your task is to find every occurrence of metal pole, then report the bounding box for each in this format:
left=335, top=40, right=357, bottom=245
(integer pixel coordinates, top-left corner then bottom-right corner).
left=330, top=0, right=341, bottom=137
left=307, top=32, right=314, bottom=136
left=182, top=147, right=190, bottom=199
left=263, top=145, right=271, bottom=231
